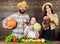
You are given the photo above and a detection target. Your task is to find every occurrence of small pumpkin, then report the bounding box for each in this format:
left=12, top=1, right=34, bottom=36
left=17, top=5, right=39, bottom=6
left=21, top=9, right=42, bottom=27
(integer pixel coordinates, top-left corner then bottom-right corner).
left=6, top=19, right=17, bottom=28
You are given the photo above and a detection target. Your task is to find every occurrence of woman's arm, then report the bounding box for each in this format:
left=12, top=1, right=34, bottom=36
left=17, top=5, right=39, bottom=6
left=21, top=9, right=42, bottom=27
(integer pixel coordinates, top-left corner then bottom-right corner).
left=54, top=13, right=59, bottom=26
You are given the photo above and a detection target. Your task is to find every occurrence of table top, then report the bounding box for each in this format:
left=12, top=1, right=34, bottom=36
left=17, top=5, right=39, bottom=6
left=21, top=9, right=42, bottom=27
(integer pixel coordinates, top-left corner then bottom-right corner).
left=0, top=41, right=60, bottom=44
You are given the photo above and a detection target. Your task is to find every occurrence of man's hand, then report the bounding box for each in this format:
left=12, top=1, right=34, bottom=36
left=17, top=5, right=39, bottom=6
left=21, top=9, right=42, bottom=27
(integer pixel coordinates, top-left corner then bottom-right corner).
left=6, top=26, right=13, bottom=29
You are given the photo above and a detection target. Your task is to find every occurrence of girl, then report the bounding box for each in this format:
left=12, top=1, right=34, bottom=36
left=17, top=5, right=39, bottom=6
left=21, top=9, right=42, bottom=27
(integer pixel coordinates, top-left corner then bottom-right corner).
left=24, top=17, right=40, bottom=39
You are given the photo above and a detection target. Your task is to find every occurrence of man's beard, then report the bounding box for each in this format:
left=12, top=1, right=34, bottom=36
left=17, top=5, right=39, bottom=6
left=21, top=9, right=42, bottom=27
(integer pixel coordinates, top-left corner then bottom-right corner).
left=19, top=10, right=26, bottom=14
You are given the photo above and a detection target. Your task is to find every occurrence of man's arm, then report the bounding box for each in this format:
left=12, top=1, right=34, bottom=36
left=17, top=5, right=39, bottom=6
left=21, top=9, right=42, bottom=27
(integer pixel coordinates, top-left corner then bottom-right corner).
left=2, top=13, right=17, bottom=28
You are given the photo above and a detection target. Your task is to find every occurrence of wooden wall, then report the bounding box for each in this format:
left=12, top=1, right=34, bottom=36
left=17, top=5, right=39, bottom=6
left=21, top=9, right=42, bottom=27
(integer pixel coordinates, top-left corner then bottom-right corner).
left=0, top=0, right=60, bottom=40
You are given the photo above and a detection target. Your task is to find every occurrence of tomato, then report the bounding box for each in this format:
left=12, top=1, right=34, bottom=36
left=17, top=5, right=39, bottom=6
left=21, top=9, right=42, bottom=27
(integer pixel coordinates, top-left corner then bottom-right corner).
left=12, top=37, right=17, bottom=42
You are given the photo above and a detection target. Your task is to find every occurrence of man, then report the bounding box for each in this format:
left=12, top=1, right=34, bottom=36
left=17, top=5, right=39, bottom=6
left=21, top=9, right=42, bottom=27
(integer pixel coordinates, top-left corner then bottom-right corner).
left=2, top=1, right=30, bottom=38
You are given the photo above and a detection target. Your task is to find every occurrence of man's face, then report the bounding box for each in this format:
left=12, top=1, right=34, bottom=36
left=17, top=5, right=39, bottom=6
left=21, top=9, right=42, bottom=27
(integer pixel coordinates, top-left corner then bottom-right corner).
left=19, top=5, right=27, bottom=14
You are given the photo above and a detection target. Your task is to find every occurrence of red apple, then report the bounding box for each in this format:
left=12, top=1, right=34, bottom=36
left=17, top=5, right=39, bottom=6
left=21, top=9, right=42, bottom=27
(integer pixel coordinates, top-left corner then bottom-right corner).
left=12, top=37, right=17, bottom=42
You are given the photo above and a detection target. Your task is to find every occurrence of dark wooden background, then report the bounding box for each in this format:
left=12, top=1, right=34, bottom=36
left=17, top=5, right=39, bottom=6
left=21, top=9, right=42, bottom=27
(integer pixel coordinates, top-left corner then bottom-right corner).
left=0, top=0, right=60, bottom=40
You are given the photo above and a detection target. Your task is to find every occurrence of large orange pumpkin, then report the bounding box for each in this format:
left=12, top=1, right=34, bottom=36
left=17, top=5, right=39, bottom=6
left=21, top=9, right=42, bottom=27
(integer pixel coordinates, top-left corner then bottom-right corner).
left=6, top=19, right=17, bottom=28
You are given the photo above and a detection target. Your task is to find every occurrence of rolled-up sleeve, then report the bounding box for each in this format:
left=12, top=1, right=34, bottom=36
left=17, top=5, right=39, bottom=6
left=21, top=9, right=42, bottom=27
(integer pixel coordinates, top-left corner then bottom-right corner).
left=2, top=16, right=11, bottom=28
left=2, top=14, right=16, bottom=28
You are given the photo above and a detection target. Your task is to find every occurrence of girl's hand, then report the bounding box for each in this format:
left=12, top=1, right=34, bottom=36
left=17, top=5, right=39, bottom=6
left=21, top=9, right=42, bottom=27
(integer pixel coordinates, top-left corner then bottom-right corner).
left=35, top=31, right=39, bottom=39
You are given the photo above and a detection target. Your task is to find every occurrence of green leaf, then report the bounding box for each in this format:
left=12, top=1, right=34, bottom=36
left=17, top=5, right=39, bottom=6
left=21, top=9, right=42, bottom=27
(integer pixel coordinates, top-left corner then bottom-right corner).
left=45, top=40, right=52, bottom=44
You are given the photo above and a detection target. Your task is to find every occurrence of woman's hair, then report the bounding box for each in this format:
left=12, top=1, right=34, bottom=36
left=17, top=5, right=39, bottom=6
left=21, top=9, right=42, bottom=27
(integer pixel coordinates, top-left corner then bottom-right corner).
left=44, top=5, right=54, bottom=16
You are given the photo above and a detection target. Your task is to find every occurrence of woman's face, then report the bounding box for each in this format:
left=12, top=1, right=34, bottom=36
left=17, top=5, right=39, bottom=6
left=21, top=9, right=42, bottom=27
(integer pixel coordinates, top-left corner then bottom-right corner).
left=30, top=17, right=36, bottom=25
left=46, top=5, right=51, bottom=13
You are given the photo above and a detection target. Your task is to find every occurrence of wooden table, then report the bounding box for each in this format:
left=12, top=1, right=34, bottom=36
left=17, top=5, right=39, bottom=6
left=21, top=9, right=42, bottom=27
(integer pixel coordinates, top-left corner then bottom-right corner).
left=0, top=41, right=60, bottom=44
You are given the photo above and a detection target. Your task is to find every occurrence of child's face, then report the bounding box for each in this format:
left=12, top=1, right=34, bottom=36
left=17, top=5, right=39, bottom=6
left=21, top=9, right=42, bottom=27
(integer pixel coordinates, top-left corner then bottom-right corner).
left=20, top=19, right=25, bottom=26
left=30, top=17, right=36, bottom=25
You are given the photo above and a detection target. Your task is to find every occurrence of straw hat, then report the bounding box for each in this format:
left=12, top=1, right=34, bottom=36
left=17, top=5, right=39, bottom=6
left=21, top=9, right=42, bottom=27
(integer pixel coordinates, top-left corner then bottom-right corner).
left=42, top=2, right=53, bottom=11
left=17, top=1, right=28, bottom=9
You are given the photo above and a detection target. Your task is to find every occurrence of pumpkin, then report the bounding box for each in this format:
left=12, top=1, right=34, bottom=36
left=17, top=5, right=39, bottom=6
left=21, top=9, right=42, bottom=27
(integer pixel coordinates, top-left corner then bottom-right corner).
left=6, top=19, right=17, bottom=28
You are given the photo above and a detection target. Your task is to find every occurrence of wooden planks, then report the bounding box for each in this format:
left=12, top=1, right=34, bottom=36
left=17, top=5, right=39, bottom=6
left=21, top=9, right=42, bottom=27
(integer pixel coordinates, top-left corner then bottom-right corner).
left=0, top=0, right=60, bottom=40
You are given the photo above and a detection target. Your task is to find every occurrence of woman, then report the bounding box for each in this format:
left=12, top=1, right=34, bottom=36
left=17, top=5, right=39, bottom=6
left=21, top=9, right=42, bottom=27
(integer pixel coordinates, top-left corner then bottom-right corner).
left=24, top=17, right=40, bottom=39
left=42, top=3, right=59, bottom=40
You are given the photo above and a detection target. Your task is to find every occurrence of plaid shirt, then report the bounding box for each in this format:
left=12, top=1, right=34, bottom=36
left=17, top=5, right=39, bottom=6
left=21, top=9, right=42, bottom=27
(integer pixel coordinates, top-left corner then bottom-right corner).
left=2, top=12, right=30, bottom=38
left=12, top=24, right=27, bottom=38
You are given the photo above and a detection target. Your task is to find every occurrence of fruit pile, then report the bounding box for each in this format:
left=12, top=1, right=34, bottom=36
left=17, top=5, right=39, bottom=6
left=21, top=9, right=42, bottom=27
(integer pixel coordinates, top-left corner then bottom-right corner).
left=16, top=38, right=45, bottom=43
left=5, top=35, right=45, bottom=43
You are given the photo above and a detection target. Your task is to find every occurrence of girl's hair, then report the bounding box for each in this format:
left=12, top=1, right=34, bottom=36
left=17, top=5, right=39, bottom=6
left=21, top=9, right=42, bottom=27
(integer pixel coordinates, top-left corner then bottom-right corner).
left=31, top=17, right=36, bottom=20
left=44, top=5, right=54, bottom=16
left=28, top=16, right=37, bottom=25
